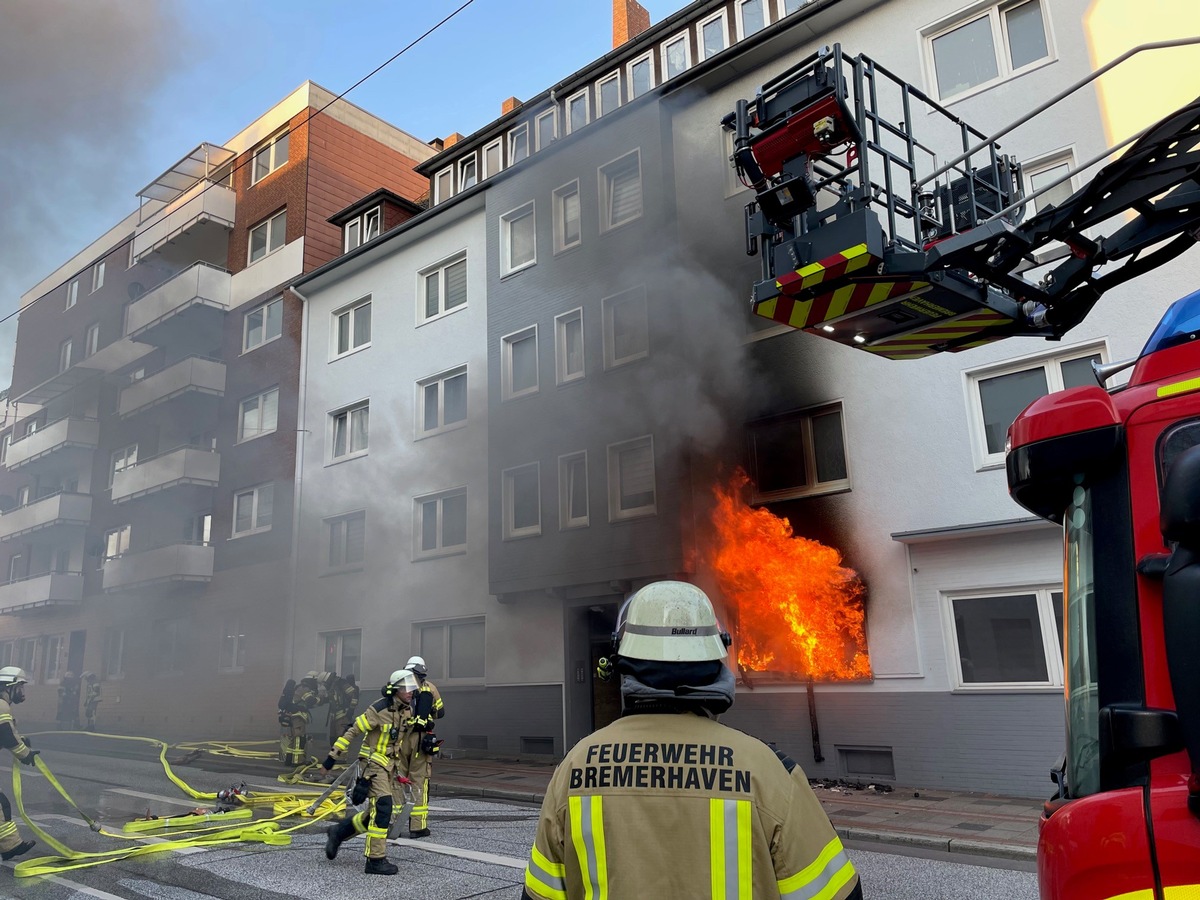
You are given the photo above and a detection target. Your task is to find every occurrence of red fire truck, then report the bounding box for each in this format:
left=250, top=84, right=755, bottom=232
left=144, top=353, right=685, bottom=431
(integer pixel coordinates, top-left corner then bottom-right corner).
left=724, top=42, right=1200, bottom=897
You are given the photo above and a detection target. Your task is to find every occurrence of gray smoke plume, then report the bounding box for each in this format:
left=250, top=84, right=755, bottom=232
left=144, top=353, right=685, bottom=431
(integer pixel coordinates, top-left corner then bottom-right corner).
left=0, top=0, right=186, bottom=386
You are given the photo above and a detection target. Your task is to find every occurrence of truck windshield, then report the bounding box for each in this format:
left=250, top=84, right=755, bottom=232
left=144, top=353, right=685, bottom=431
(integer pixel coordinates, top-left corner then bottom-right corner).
left=1064, top=481, right=1101, bottom=797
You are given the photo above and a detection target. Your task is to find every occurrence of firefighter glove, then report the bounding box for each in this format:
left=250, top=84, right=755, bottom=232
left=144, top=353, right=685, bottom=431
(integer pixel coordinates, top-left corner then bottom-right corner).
left=411, top=716, right=431, bottom=733
left=419, top=733, right=441, bottom=757
left=322, top=755, right=337, bottom=771
left=350, top=776, right=371, bottom=806
left=19, top=750, right=39, bottom=766
left=277, top=710, right=290, bottom=726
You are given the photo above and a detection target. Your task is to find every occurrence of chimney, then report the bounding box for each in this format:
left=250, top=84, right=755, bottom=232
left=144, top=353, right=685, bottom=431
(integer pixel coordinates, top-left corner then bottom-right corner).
left=613, top=0, right=651, bottom=49
left=442, top=132, right=465, bottom=148
left=502, top=96, right=522, bottom=115
left=428, top=138, right=445, bottom=152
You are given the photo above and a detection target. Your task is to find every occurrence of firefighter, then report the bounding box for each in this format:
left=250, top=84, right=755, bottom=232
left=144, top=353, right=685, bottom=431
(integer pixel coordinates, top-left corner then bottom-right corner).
left=56, top=670, right=81, bottom=730
left=326, top=672, right=359, bottom=752
left=277, top=672, right=322, bottom=766
left=0, top=667, right=38, bottom=861
left=521, top=582, right=864, bottom=900
left=82, top=671, right=101, bottom=732
left=320, top=669, right=419, bottom=876
left=398, top=655, right=444, bottom=838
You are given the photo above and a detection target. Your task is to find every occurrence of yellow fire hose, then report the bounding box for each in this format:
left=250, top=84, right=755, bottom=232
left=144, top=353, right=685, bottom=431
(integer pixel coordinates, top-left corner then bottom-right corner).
left=10, top=731, right=351, bottom=877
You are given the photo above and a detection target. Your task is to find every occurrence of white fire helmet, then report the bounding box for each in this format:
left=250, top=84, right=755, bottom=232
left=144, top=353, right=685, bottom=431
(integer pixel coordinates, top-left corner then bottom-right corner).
left=0, top=666, right=30, bottom=688
left=616, top=581, right=731, bottom=663
left=404, top=656, right=427, bottom=677
left=386, top=670, right=420, bottom=695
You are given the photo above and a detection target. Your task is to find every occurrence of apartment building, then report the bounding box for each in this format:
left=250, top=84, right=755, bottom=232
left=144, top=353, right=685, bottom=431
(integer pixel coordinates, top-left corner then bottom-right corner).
left=0, top=83, right=434, bottom=739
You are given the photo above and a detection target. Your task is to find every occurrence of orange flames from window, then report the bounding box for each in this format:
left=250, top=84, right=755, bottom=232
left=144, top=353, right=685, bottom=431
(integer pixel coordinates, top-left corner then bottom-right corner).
left=706, top=470, right=871, bottom=681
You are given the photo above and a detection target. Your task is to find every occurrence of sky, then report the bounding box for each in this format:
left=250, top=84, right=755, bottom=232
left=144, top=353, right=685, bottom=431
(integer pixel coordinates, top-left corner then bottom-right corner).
left=0, top=0, right=691, bottom=389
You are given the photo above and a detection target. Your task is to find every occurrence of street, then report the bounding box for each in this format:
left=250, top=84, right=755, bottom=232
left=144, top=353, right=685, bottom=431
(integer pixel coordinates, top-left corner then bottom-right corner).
left=0, top=748, right=1041, bottom=899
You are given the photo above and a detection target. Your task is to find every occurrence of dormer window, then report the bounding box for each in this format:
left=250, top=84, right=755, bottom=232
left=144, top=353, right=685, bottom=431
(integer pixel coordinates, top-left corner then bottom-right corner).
left=344, top=206, right=382, bottom=252
left=459, top=155, right=478, bottom=190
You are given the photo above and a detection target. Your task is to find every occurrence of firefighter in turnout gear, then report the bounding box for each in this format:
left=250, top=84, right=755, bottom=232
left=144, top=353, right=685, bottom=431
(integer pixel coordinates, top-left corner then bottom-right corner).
left=327, top=672, right=359, bottom=751
left=321, top=669, right=419, bottom=875
left=278, top=672, right=323, bottom=766
left=398, top=655, right=444, bottom=838
left=82, top=671, right=101, bottom=732
left=522, top=582, right=863, bottom=900
left=56, top=670, right=81, bottom=730
left=0, top=667, right=37, bottom=861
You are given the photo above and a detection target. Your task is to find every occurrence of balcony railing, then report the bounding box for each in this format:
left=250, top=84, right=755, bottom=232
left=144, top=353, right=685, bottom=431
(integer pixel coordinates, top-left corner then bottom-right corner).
left=118, top=357, right=225, bottom=418
left=132, top=179, right=236, bottom=264
left=102, top=542, right=214, bottom=593
left=124, top=262, right=231, bottom=342
left=110, top=446, right=220, bottom=504
left=0, top=571, right=84, bottom=614
left=5, top=416, right=98, bottom=470
left=0, top=492, right=92, bottom=542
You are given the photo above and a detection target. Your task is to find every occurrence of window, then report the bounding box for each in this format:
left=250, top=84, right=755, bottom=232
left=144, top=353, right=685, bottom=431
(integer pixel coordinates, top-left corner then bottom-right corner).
left=747, top=404, right=850, bottom=500
left=104, top=628, right=125, bottom=678
left=326, top=511, right=366, bottom=570
left=926, top=0, right=1051, bottom=102
left=946, top=587, right=1064, bottom=688
left=737, top=0, right=768, bottom=38
left=251, top=130, right=289, bottom=184
left=662, top=33, right=691, bottom=80
left=483, top=139, right=503, bottom=178
left=503, top=463, right=541, bottom=539
left=597, top=72, right=621, bottom=117
left=219, top=617, right=246, bottom=672
left=185, top=513, right=212, bottom=545
left=109, top=444, right=138, bottom=487
left=608, top=436, right=656, bottom=520
left=330, top=402, right=369, bottom=461
left=559, top=451, right=589, bottom=529
left=59, top=338, right=73, bottom=373
left=103, top=525, right=132, bottom=561
left=566, top=89, right=589, bottom=135
left=501, top=202, right=536, bottom=275
left=322, top=629, right=362, bottom=679
left=414, top=488, right=467, bottom=558
left=244, top=297, right=283, bottom=351
left=600, top=150, right=643, bottom=231
left=780, top=0, right=809, bottom=14
left=417, top=367, right=467, bottom=437
left=232, top=483, right=274, bottom=537
left=509, top=123, right=530, bottom=163
left=420, top=255, right=468, bottom=321
left=91, top=261, right=105, bottom=293
left=7, top=555, right=21, bottom=583
left=555, top=309, right=585, bottom=384
left=0, top=434, right=8, bottom=465
left=603, top=287, right=649, bottom=368
left=698, top=10, right=729, bottom=60
left=1024, top=151, right=1075, bottom=215
left=502, top=326, right=539, bottom=400
left=627, top=53, right=654, bottom=100
left=535, top=110, right=557, bottom=151
left=128, top=240, right=137, bottom=269
left=434, top=168, right=454, bottom=204
left=85, top=322, right=100, bottom=357
left=459, top=154, right=478, bottom=191
left=248, top=209, right=287, bottom=264
left=343, top=207, right=381, bottom=251
left=66, top=280, right=78, bottom=309
left=553, top=181, right=582, bottom=253
left=968, top=344, right=1103, bottom=467
left=40, top=634, right=63, bottom=683
left=238, top=387, right=279, bottom=442
left=333, top=297, right=372, bottom=356
left=416, top=617, right=484, bottom=681
left=154, top=618, right=187, bottom=675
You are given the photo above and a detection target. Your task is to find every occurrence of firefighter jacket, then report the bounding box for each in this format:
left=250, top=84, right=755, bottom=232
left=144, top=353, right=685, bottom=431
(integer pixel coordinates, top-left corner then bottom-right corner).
left=85, top=681, right=101, bottom=711
left=331, top=694, right=411, bottom=771
left=329, top=678, right=358, bottom=721
left=285, top=679, right=321, bottom=724
left=522, top=711, right=860, bottom=900
left=0, top=696, right=34, bottom=764
left=409, top=681, right=444, bottom=732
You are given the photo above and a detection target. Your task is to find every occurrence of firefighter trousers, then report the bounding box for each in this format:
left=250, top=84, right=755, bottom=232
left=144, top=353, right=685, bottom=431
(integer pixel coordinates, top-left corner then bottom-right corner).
left=398, top=731, right=431, bottom=832
left=0, top=791, right=26, bottom=854
left=345, top=762, right=400, bottom=859
left=280, top=713, right=308, bottom=766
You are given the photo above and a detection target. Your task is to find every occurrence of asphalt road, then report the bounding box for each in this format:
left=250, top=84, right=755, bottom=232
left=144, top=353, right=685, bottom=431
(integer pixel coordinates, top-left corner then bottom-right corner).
left=0, top=749, right=1041, bottom=899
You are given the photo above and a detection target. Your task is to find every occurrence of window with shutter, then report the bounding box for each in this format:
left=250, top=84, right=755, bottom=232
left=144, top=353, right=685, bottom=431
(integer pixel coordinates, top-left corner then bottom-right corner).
left=601, top=151, right=643, bottom=230
left=608, top=436, right=656, bottom=519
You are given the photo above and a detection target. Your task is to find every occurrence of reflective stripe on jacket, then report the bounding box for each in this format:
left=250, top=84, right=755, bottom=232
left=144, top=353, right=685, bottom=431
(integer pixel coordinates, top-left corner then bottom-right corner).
left=332, top=695, right=410, bottom=770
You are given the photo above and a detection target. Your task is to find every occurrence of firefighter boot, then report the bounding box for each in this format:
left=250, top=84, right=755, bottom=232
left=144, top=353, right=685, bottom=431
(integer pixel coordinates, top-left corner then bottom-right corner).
left=409, top=828, right=431, bottom=838
left=324, top=818, right=355, bottom=860
left=364, top=856, right=398, bottom=876
left=1, top=840, right=35, bottom=861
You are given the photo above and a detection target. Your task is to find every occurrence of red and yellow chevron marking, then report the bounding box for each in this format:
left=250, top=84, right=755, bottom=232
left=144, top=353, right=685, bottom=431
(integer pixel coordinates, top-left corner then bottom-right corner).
left=756, top=279, right=930, bottom=330
left=775, top=243, right=877, bottom=296
left=860, top=309, right=1013, bottom=359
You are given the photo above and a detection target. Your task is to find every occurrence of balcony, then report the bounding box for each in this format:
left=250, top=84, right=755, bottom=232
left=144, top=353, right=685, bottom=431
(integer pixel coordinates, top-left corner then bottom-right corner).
left=133, top=143, right=236, bottom=269
left=5, top=417, right=98, bottom=471
left=13, top=338, right=155, bottom=406
left=125, top=263, right=231, bottom=348
left=0, top=572, right=84, bottom=615
left=110, top=446, right=220, bottom=504
left=102, top=543, right=214, bottom=593
left=0, top=493, right=91, bottom=542
left=118, top=357, right=225, bottom=419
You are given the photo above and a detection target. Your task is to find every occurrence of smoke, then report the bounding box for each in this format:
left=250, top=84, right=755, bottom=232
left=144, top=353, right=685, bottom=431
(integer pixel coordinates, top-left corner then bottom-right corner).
left=0, top=0, right=186, bottom=386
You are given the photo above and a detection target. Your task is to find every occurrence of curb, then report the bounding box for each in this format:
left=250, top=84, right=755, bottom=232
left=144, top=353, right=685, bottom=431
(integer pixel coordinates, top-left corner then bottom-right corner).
left=835, top=825, right=1036, bottom=861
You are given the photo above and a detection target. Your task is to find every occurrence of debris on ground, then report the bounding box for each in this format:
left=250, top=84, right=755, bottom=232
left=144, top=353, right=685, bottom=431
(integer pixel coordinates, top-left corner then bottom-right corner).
left=809, top=778, right=894, bottom=794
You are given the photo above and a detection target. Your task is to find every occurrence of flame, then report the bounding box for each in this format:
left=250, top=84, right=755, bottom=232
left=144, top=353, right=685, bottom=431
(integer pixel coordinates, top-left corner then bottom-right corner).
left=705, top=470, right=871, bottom=681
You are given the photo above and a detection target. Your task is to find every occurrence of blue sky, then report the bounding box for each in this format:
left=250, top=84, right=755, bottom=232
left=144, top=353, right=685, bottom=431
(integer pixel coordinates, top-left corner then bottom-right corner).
left=0, top=0, right=688, bottom=386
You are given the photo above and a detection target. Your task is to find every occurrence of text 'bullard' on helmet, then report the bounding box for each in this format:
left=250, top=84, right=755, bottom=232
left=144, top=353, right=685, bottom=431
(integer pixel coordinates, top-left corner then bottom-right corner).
left=616, top=581, right=732, bottom=663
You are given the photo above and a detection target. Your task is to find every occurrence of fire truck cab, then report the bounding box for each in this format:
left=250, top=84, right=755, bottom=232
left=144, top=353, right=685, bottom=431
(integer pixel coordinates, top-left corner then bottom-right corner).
left=1007, top=291, right=1200, bottom=898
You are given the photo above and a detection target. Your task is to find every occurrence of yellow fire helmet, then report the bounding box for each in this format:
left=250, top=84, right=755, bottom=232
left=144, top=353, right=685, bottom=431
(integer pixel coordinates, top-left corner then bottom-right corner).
left=616, top=581, right=731, bottom=663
